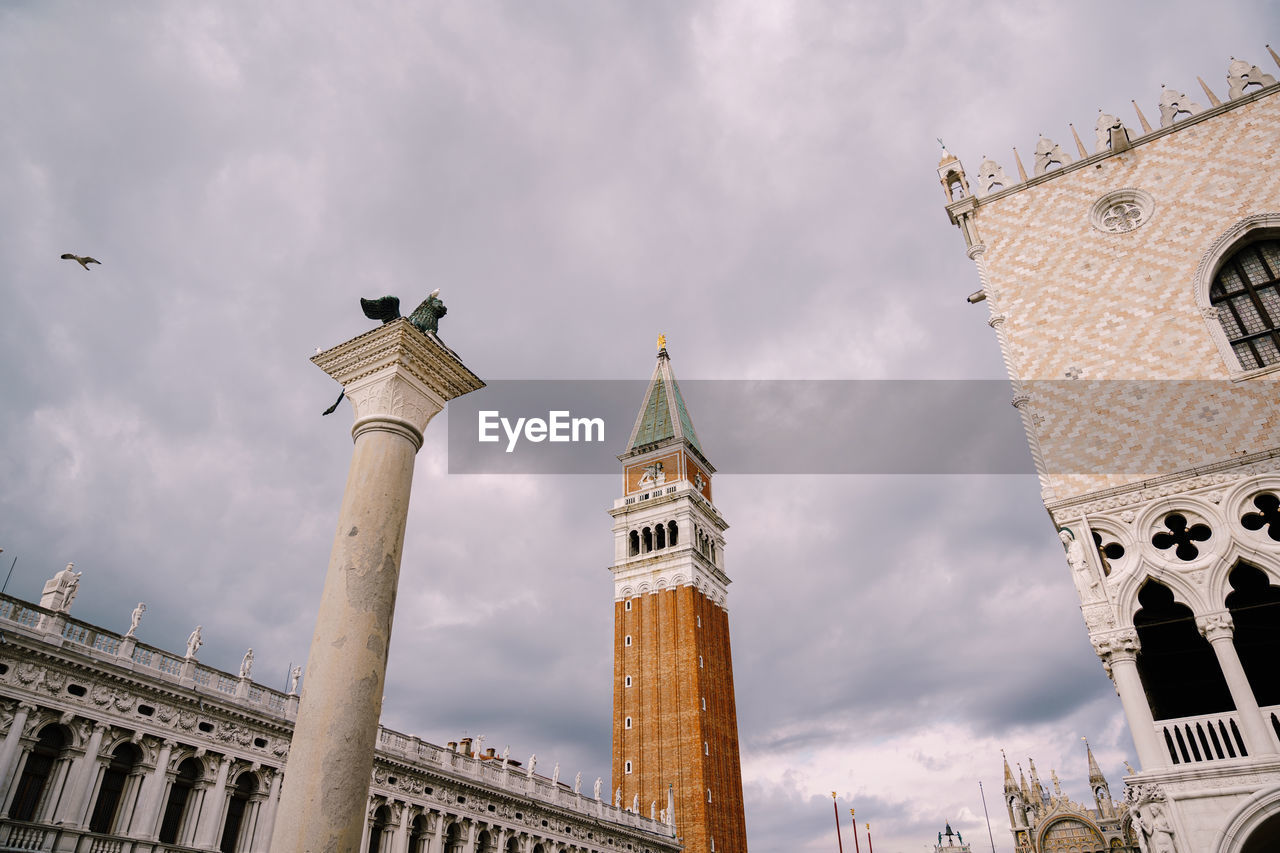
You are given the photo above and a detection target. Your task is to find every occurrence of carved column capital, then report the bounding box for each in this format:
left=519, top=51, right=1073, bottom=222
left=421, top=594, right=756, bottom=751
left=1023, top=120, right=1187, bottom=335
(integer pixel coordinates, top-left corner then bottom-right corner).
left=1197, top=611, right=1234, bottom=641
left=1092, top=628, right=1140, bottom=662
left=987, top=313, right=1007, bottom=329
left=966, top=242, right=987, bottom=260
left=313, top=318, right=485, bottom=450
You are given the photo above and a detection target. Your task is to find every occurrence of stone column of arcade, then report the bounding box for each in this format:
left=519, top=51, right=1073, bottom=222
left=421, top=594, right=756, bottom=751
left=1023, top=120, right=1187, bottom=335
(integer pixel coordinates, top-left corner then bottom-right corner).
left=269, top=315, right=483, bottom=853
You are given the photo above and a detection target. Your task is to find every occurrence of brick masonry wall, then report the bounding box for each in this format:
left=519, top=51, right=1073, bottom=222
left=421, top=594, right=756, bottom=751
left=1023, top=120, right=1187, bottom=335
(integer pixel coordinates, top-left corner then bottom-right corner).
left=966, top=92, right=1280, bottom=500
left=613, top=587, right=747, bottom=853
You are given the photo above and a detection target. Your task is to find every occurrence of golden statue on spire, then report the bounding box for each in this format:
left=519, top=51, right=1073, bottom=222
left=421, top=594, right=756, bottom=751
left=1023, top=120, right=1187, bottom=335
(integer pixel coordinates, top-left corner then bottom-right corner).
left=657, top=333, right=667, bottom=351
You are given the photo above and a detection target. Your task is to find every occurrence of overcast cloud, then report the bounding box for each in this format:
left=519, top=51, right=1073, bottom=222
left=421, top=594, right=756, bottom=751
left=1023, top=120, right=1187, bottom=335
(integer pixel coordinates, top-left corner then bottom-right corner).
left=2, top=3, right=1276, bottom=851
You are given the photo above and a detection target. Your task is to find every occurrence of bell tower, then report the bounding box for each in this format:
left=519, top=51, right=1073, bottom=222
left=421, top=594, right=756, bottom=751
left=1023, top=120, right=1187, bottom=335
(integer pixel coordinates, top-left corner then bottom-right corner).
left=609, top=338, right=748, bottom=853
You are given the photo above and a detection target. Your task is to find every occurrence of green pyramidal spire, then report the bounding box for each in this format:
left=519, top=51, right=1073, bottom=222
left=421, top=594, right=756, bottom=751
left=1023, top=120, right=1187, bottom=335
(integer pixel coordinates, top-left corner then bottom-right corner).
left=623, top=338, right=705, bottom=459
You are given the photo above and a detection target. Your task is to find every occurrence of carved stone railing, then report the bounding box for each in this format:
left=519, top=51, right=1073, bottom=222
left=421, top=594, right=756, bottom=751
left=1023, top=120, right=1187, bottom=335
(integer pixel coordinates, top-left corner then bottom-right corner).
left=1264, top=704, right=1280, bottom=752
left=0, top=593, right=294, bottom=722
left=0, top=819, right=207, bottom=853
left=369, top=726, right=674, bottom=837
left=1156, top=710, right=1250, bottom=764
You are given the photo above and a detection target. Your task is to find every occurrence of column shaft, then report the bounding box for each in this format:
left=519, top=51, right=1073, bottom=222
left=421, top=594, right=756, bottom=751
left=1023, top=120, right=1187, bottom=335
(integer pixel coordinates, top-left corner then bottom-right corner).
left=252, top=770, right=283, bottom=853
left=194, top=756, right=231, bottom=849
left=1109, top=657, right=1168, bottom=769
left=55, top=722, right=105, bottom=826
left=131, top=740, right=174, bottom=839
left=271, top=425, right=419, bottom=853
left=0, top=704, right=32, bottom=814
left=1208, top=635, right=1278, bottom=754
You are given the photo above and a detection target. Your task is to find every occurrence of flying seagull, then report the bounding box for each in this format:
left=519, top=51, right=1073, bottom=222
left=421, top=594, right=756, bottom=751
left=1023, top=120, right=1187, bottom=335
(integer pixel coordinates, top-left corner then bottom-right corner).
left=61, top=254, right=101, bottom=270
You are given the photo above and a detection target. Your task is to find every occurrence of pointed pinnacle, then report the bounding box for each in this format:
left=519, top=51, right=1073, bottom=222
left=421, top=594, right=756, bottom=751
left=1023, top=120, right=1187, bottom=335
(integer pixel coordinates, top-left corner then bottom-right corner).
left=1198, top=76, right=1223, bottom=107
left=1268, top=45, right=1280, bottom=72
left=1012, top=147, right=1028, bottom=181
left=1131, top=100, right=1153, bottom=134
left=1069, top=124, right=1087, bottom=158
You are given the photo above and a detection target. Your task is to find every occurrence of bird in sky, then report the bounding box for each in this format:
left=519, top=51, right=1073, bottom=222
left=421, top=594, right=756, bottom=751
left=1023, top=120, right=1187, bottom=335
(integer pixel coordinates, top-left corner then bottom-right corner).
left=61, top=254, right=101, bottom=270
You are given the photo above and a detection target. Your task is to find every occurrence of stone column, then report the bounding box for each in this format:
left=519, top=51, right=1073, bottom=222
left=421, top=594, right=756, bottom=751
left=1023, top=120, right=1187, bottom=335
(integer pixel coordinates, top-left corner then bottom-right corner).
left=54, top=720, right=105, bottom=826
left=252, top=768, right=283, bottom=852
left=194, top=755, right=231, bottom=849
left=391, top=803, right=411, bottom=853
left=130, top=738, right=175, bottom=838
left=269, top=319, right=483, bottom=853
left=1093, top=630, right=1167, bottom=769
left=0, top=703, right=34, bottom=813
left=1199, top=613, right=1278, bottom=755
left=431, top=814, right=445, bottom=853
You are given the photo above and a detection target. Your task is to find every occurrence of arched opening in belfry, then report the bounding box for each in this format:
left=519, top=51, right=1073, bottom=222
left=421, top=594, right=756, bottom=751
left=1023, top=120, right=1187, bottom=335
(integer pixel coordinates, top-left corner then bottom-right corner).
left=219, top=772, right=258, bottom=853
left=159, top=757, right=204, bottom=844
left=1134, top=579, right=1233, bottom=720
left=668, top=521, right=678, bottom=546
left=1227, top=563, right=1280, bottom=709
left=89, top=741, right=142, bottom=833
left=629, top=530, right=640, bottom=556
left=642, top=527, right=653, bottom=552
left=10, top=725, right=69, bottom=822
left=655, top=523, right=666, bottom=549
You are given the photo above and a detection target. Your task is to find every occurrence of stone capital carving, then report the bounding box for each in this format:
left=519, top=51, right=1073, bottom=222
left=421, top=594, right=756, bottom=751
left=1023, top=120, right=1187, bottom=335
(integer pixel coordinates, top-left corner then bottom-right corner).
left=313, top=319, right=485, bottom=448
left=1092, top=628, right=1140, bottom=662
left=1197, top=611, right=1234, bottom=640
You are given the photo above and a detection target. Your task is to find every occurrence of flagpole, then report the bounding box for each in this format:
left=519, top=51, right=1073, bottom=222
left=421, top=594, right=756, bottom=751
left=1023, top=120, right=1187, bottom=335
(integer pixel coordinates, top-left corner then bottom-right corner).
left=866, top=822, right=874, bottom=853
left=832, top=793, right=845, bottom=853
left=979, top=780, right=997, bottom=853
left=849, top=809, right=861, bottom=853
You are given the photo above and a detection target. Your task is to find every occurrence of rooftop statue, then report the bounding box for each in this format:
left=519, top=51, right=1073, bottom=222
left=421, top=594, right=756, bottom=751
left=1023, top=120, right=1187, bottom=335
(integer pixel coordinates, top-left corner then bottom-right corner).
left=321, top=290, right=450, bottom=415
left=360, top=290, right=447, bottom=334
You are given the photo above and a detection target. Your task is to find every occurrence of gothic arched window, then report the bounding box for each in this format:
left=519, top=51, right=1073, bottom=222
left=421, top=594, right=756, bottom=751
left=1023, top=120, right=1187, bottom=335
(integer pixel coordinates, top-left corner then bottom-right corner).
left=1210, top=239, right=1280, bottom=370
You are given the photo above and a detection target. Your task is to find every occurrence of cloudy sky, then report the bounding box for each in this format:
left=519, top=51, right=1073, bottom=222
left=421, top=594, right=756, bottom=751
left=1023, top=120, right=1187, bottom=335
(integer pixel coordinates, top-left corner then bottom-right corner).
left=1, top=2, right=1276, bottom=850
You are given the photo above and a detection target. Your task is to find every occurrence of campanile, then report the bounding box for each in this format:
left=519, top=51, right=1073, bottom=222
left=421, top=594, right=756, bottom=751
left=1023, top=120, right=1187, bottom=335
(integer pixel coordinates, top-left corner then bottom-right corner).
left=609, top=338, right=748, bottom=853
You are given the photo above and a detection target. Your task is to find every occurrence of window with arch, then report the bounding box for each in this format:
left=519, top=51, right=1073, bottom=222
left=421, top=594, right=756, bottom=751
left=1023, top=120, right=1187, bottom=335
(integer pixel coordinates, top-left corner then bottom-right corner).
left=10, top=725, right=69, bottom=822
left=655, top=523, right=666, bottom=549
left=625, top=716, right=632, bottom=729
left=625, top=634, right=632, bottom=646
left=625, top=675, right=632, bottom=687
left=624, top=760, right=633, bottom=774
left=625, top=600, right=632, bottom=612
left=668, top=521, right=678, bottom=546
left=159, top=757, right=205, bottom=845
left=701, top=697, right=706, bottom=711
left=409, top=815, right=431, bottom=853
left=699, top=655, right=704, bottom=668
left=220, top=772, right=260, bottom=853
left=1211, top=238, right=1280, bottom=370
left=704, top=741, right=709, bottom=755
left=629, top=530, right=640, bottom=556
left=1134, top=580, right=1233, bottom=720
left=1226, top=562, right=1280, bottom=707
left=89, top=741, right=143, bottom=834
left=642, top=527, right=653, bottom=552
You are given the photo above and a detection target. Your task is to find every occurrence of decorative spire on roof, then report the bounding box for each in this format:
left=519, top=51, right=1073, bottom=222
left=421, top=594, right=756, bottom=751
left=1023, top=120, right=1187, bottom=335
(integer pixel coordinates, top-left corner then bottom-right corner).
left=623, top=339, right=706, bottom=460
left=1084, top=737, right=1106, bottom=785
left=1003, top=749, right=1018, bottom=793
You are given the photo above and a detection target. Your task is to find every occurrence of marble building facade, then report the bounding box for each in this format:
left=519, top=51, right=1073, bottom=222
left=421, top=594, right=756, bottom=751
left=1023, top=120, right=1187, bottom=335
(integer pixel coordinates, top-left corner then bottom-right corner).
left=941, top=49, right=1280, bottom=853
left=0, top=585, right=678, bottom=853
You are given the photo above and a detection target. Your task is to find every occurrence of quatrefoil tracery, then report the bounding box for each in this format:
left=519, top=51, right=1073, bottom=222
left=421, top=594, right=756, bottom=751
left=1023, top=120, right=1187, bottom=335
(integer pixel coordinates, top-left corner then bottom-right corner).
left=1151, top=513, right=1212, bottom=561
left=1241, top=493, right=1280, bottom=542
